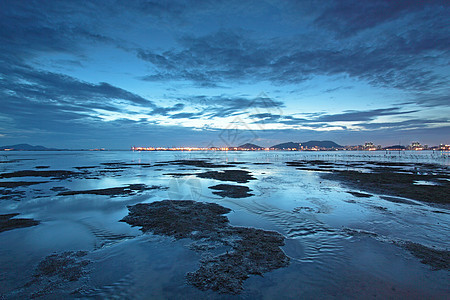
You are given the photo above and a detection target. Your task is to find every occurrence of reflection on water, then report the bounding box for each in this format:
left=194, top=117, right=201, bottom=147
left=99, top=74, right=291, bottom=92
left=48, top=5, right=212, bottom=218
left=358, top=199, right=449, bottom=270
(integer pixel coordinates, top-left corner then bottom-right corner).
left=0, top=151, right=448, bottom=298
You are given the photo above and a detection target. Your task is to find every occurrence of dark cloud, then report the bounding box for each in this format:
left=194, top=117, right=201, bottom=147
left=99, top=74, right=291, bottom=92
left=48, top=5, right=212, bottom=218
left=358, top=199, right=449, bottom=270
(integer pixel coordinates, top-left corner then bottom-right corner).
left=0, top=64, right=156, bottom=110
left=314, top=108, right=417, bottom=122
left=355, top=119, right=449, bottom=130
left=249, top=108, right=418, bottom=125
left=138, top=24, right=449, bottom=91
left=169, top=112, right=199, bottom=119
left=137, top=30, right=272, bottom=87
left=177, top=94, right=284, bottom=118
left=314, top=0, right=448, bottom=37
left=150, top=103, right=185, bottom=115
left=0, top=63, right=192, bottom=142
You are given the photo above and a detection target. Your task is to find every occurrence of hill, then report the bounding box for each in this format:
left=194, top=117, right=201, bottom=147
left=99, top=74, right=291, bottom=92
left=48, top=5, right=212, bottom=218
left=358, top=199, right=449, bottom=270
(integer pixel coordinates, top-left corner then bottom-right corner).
left=0, top=144, right=59, bottom=151
left=271, top=140, right=342, bottom=149
left=237, top=143, right=264, bottom=149
left=301, top=140, right=342, bottom=149
left=271, top=142, right=300, bottom=149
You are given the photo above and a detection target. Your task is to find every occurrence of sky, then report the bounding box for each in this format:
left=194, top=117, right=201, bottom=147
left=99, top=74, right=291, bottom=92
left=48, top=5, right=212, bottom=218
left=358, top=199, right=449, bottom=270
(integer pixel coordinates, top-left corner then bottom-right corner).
left=0, top=0, right=449, bottom=149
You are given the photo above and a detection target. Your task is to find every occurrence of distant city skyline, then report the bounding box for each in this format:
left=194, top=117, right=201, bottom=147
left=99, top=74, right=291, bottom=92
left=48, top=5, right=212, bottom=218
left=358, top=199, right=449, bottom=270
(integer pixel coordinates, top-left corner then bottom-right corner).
left=0, top=1, right=449, bottom=149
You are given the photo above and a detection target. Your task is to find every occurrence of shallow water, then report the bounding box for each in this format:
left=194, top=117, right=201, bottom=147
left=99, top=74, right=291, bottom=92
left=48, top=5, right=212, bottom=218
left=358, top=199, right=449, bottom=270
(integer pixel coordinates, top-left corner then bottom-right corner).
left=0, top=151, right=449, bottom=299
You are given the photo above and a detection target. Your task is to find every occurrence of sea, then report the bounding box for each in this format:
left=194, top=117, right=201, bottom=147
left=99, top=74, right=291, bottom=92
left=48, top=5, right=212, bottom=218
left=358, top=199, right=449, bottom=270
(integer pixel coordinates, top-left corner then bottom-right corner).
left=0, top=150, right=449, bottom=299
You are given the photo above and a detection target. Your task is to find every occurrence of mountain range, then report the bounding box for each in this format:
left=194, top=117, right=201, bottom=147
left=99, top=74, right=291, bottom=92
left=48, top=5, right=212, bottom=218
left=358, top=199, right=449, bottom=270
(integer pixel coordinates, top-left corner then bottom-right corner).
left=0, top=144, right=60, bottom=151
left=238, top=140, right=343, bottom=149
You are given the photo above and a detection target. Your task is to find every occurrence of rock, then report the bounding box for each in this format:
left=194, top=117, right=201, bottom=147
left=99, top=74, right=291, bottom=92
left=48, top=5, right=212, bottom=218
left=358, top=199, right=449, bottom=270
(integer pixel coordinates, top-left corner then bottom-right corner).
left=0, top=213, right=39, bottom=232
left=197, top=170, right=256, bottom=183
left=121, top=200, right=289, bottom=294
left=58, top=184, right=165, bottom=197
left=208, top=184, right=254, bottom=198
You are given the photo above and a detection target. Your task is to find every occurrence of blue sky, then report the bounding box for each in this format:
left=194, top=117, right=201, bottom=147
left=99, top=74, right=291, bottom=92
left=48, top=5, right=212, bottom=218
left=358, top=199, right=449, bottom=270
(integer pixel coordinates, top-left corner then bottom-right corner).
left=0, top=0, right=449, bottom=149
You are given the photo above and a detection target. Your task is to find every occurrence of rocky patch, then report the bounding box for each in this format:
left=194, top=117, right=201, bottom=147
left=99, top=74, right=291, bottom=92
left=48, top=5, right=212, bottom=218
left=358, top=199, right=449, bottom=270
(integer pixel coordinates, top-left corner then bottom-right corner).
left=208, top=184, right=254, bottom=198
left=121, top=200, right=289, bottom=294
left=58, top=184, right=166, bottom=197
left=0, top=213, right=39, bottom=232
left=197, top=170, right=256, bottom=183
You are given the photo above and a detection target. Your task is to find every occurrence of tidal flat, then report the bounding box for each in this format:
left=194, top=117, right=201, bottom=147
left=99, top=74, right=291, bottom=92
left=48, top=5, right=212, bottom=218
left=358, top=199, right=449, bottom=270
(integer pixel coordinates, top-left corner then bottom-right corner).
left=0, top=150, right=448, bottom=298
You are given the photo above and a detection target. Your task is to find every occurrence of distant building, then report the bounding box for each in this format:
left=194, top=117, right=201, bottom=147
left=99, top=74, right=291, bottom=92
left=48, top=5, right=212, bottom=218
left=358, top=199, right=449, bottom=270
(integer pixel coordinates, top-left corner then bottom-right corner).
left=408, top=142, right=423, bottom=150
left=364, top=142, right=376, bottom=151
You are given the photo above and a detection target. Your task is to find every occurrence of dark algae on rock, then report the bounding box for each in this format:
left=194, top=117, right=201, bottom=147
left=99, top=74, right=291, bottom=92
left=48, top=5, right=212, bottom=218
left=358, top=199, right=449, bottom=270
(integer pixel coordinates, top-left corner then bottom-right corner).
left=186, top=227, right=288, bottom=294
left=26, top=251, right=91, bottom=298
left=164, top=159, right=233, bottom=168
left=197, top=169, right=256, bottom=183
left=121, top=200, right=231, bottom=239
left=35, top=251, right=90, bottom=281
left=58, top=184, right=166, bottom=197
left=286, top=160, right=450, bottom=204
left=208, top=184, right=254, bottom=198
left=121, top=200, right=289, bottom=294
left=0, top=213, right=39, bottom=232
left=346, top=191, right=373, bottom=198
left=398, top=241, right=450, bottom=271
left=0, top=170, right=81, bottom=179
left=322, top=170, right=450, bottom=204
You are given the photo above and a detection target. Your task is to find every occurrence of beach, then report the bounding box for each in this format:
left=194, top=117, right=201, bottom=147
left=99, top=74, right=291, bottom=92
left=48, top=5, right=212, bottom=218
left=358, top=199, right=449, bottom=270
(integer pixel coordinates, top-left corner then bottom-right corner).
left=0, top=150, right=448, bottom=298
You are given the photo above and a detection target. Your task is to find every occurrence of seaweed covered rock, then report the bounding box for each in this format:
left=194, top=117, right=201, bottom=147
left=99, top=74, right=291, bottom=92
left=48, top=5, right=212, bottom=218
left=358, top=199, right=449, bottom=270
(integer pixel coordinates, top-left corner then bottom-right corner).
left=35, top=251, right=90, bottom=281
left=121, top=200, right=231, bottom=239
left=0, top=213, right=39, bottom=232
left=186, top=227, right=289, bottom=294
left=58, top=184, right=165, bottom=197
left=197, top=170, right=256, bottom=183
left=23, top=250, right=91, bottom=298
left=208, top=184, right=254, bottom=198
left=121, top=200, right=289, bottom=294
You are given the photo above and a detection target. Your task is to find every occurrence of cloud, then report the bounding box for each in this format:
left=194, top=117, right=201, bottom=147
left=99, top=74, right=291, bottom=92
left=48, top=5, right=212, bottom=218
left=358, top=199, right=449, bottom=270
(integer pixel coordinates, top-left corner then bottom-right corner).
left=177, top=94, right=284, bottom=118
left=169, top=112, right=199, bottom=119
left=0, top=64, right=156, bottom=109
left=354, top=119, right=449, bottom=130
left=314, top=0, right=447, bottom=37
left=249, top=108, right=418, bottom=125
left=314, top=108, right=418, bottom=122
left=0, top=0, right=448, bottom=148
left=137, top=24, right=449, bottom=91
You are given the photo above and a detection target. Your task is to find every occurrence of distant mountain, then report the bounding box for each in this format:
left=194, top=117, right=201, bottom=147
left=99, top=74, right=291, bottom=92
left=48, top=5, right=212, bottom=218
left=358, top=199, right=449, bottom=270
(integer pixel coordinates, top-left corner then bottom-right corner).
left=271, top=142, right=300, bottom=149
left=301, top=140, right=342, bottom=149
left=0, top=144, right=59, bottom=151
left=237, top=143, right=264, bottom=149
left=271, top=140, right=342, bottom=149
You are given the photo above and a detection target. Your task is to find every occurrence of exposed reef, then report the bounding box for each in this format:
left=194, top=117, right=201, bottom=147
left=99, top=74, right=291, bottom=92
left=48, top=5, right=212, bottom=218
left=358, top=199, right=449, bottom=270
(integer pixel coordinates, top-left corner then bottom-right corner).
left=0, top=189, right=25, bottom=201
left=322, top=170, right=450, bottom=204
left=197, top=170, right=256, bottom=183
left=58, top=184, right=166, bottom=197
left=0, top=170, right=81, bottom=180
left=121, top=200, right=289, bottom=294
left=344, top=228, right=450, bottom=271
left=346, top=191, right=373, bottom=198
left=0, top=213, right=39, bottom=232
left=208, top=184, right=254, bottom=198
left=286, top=160, right=450, bottom=204
left=398, top=241, right=450, bottom=271
left=25, top=250, right=91, bottom=298
left=0, top=181, right=46, bottom=188
left=158, top=160, right=233, bottom=168
left=34, top=251, right=90, bottom=281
